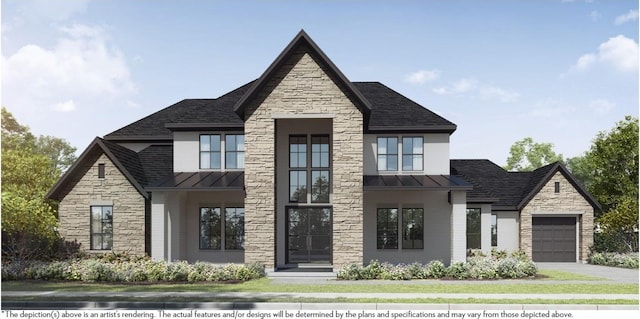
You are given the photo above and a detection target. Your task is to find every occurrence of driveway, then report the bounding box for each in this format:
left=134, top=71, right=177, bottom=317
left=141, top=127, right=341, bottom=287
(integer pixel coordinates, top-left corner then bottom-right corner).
left=536, top=262, right=639, bottom=284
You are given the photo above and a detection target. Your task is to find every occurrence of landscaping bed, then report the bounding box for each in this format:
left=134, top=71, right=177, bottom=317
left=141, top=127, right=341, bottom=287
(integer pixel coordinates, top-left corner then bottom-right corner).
left=588, top=252, right=639, bottom=269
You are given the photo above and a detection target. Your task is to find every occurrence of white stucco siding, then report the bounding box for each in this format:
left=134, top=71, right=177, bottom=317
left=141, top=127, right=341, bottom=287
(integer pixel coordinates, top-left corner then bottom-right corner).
left=496, top=211, right=519, bottom=252
left=363, top=133, right=450, bottom=175
left=363, top=190, right=452, bottom=264
left=173, top=132, right=200, bottom=172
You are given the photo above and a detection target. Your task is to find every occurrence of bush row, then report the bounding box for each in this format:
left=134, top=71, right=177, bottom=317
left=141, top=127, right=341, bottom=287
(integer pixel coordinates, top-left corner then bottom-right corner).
left=2, top=258, right=265, bottom=283
left=338, top=251, right=537, bottom=280
left=587, top=252, right=639, bottom=269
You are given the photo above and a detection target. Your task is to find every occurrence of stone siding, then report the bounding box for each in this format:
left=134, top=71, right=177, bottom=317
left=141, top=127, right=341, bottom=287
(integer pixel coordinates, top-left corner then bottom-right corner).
left=520, top=172, right=594, bottom=262
left=244, top=45, right=364, bottom=269
left=58, top=154, right=146, bottom=255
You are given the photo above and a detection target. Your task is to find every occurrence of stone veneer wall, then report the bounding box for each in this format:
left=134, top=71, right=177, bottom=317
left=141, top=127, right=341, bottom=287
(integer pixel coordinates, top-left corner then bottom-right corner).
left=520, top=172, right=594, bottom=262
left=243, top=45, right=364, bottom=269
left=58, top=154, right=146, bottom=255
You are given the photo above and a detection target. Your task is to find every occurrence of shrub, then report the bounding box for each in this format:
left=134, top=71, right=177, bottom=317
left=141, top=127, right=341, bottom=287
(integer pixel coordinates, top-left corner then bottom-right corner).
left=446, top=261, right=468, bottom=279
left=491, top=248, right=507, bottom=260
left=510, top=250, right=529, bottom=261
left=425, top=260, right=446, bottom=278
left=588, top=252, right=639, bottom=269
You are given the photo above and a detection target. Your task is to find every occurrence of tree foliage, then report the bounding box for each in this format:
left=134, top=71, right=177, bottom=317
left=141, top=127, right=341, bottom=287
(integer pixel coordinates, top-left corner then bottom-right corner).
left=566, top=116, right=639, bottom=252
left=504, top=137, right=563, bottom=171
left=1, top=107, right=78, bottom=261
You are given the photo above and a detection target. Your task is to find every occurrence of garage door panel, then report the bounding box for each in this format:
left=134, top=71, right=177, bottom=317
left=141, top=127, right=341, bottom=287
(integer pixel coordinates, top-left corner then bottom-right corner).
left=532, top=217, right=576, bottom=262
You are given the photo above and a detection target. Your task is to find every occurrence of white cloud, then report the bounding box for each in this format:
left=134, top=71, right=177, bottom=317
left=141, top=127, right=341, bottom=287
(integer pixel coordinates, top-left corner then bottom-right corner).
left=528, top=99, right=577, bottom=118
left=570, top=35, right=638, bottom=72
left=614, top=10, right=639, bottom=25
left=52, top=100, right=76, bottom=112
left=433, top=78, right=518, bottom=103
left=478, top=86, right=520, bottom=103
left=1, top=24, right=136, bottom=116
left=404, top=69, right=440, bottom=85
left=433, top=78, right=477, bottom=95
left=588, top=99, right=615, bottom=114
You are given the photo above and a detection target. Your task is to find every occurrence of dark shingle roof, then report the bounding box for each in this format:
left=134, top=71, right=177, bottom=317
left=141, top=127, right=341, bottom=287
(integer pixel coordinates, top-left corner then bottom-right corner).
left=105, top=81, right=455, bottom=140
left=101, top=139, right=147, bottom=187
left=354, top=82, right=456, bottom=132
left=138, top=145, right=174, bottom=186
left=450, top=159, right=600, bottom=210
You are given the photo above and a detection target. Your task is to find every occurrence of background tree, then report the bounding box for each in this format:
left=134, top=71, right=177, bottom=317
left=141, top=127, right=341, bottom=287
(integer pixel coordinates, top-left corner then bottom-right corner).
left=504, top=137, right=563, bottom=171
left=566, top=116, right=638, bottom=252
left=1, top=107, right=78, bottom=261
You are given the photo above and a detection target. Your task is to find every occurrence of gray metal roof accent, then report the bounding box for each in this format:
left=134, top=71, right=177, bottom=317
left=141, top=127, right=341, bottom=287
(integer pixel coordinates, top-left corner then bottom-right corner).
left=364, top=174, right=472, bottom=191
left=146, top=171, right=244, bottom=191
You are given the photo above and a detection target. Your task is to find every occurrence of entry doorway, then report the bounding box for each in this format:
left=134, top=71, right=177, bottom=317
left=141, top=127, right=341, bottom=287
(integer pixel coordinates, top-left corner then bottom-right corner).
left=286, top=207, right=332, bottom=264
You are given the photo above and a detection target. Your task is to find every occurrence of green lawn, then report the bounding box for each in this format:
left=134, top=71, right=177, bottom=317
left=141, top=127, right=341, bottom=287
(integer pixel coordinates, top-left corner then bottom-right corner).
left=2, top=278, right=638, bottom=295
left=536, top=269, right=604, bottom=281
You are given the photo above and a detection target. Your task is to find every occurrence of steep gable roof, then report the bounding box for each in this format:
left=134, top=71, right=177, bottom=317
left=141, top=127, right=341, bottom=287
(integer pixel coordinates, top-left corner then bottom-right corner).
left=232, top=29, right=372, bottom=118
left=47, top=137, right=148, bottom=200
left=450, top=159, right=600, bottom=210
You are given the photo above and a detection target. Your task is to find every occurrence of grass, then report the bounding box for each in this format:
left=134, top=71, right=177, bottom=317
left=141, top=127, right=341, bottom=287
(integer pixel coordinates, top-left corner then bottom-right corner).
left=2, top=278, right=638, bottom=294
left=536, top=269, right=604, bottom=281
left=2, top=296, right=638, bottom=305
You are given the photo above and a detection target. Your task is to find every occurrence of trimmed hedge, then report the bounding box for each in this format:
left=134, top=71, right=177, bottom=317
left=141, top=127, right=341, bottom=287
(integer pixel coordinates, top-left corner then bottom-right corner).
left=2, top=255, right=265, bottom=282
left=588, top=252, right=639, bottom=269
left=337, top=250, right=537, bottom=280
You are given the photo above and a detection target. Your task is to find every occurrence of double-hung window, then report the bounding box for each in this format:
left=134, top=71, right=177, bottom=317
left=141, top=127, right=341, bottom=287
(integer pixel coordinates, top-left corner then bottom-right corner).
left=402, top=137, right=423, bottom=171
left=376, top=208, right=398, bottom=249
left=200, top=135, right=221, bottom=169
left=90, top=206, right=113, bottom=250
left=289, top=136, right=307, bottom=202
left=225, top=135, right=245, bottom=169
left=377, top=137, right=398, bottom=171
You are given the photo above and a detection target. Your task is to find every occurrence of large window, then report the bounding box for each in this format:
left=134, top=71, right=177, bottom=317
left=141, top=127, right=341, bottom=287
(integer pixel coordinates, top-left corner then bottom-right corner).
left=289, top=134, right=330, bottom=203
left=402, top=208, right=424, bottom=249
left=200, top=206, right=244, bottom=250
left=225, top=135, right=245, bottom=169
left=377, top=137, right=398, bottom=171
left=225, top=208, right=245, bottom=250
left=466, top=208, right=481, bottom=249
left=376, top=208, right=398, bottom=249
left=90, top=206, right=113, bottom=250
left=200, top=135, right=221, bottom=169
left=402, top=137, right=423, bottom=171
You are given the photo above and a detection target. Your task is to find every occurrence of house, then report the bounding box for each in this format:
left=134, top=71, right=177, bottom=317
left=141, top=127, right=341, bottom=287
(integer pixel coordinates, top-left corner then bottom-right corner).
left=47, top=30, right=599, bottom=271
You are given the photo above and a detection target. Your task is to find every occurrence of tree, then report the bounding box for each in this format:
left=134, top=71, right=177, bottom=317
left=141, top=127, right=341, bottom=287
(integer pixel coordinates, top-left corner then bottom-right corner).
left=504, top=137, right=563, bottom=171
left=566, top=116, right=639, bottom=252
left=1, top=107, right=78, bottom=260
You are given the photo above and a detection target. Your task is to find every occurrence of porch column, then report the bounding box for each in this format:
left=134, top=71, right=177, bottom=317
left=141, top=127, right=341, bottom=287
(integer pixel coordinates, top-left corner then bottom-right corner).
left=480, top=204, right=492, bottom=254
left=151, top=191, right=167, bottom=261
left=166, top=192, right=185, bottom=261
left=450, top=190, right=467, bottom=263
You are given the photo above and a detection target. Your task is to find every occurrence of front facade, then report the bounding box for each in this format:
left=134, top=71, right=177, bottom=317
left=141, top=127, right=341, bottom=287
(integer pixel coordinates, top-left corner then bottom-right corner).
left=48, top=31, right=599, bottom=270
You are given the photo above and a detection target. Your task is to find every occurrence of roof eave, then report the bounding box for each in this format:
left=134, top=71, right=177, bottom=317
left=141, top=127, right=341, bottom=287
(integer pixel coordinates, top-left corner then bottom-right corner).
left=164, top=123, right=244, bottom=131
left=103, top=135, right=173, bottom=142
left=366, top=125, right=457, bottom=134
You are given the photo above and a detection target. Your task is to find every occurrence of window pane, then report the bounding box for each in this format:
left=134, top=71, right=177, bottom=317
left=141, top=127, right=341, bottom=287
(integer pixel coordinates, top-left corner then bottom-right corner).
left=200, top=207, right=221, bottom=249
left=226, top=152, right=237, bottom=169
left=403, top=137, right=412, bottom=154
left=90, top=206, right=113, bottom=250
left=377, top=208, right=398, bottom=249
left=211, top=136, right=221, bottom=151
left=388, top=155, right=398, bottom=171
left=290, top=171, right=307, bottom=202
left=413, top=137, right=423, bottom=153
left=466, top=208, right=481, bottom=250
left=388, top=138, right=398, bottom=155
left=200, top=152, right=210, bottom=169
left=402, top=208, right=423, bottom=249
left=225, top=135, right=236, bottom=151
left=402, top=155, right=412, bottom=171
left=378, top=155, right=387, bottom=171
left=491, top=214, right=498, bottom=247
left=378, top=138, right=387, bottom=154
left=225, top=208, right=245, bottom=250
left=237, top=152, right=244, bottom=168
left=312, top=152, right=320, bottom=168
left=200, top=135, right=210, bottom=151
left=413, top=155, right=423, bottom=170
left=210, top=152, right=221, bottom=169
left=311, top=170, right=329, bottom=203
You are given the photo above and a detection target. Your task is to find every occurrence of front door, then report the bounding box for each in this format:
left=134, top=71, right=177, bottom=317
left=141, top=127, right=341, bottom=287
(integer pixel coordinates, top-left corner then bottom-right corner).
left=286, top=207, right=332, bottom=264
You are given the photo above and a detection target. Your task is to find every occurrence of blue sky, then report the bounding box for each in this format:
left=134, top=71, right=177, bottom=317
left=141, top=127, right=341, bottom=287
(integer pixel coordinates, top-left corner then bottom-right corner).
left=2, top=0, right=638, bottom=166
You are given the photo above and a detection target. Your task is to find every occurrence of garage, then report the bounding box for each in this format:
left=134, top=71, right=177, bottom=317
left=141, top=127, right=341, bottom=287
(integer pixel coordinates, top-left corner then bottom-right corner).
left=532, top=217, right=576, bottom=262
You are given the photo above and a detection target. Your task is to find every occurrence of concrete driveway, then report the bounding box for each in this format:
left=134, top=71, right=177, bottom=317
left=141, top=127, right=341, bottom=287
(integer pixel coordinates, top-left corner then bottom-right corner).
left=536, top=262, right=639, bottom=283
